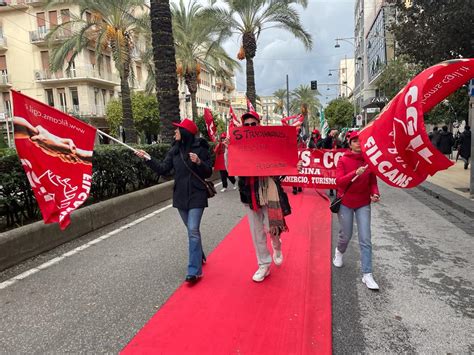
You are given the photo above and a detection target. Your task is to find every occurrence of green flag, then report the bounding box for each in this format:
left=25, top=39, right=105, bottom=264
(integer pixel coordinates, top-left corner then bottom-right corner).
left=320, top=108, right=329, bottom=138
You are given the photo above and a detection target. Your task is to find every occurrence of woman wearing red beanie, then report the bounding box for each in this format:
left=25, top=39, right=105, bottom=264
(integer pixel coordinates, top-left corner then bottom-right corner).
left=136, top=118, right=212, bottom=283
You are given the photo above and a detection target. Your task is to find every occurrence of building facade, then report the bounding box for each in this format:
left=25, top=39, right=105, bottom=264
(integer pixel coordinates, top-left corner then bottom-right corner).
left=353, top=0, right=396, bottom=123
left=338, top=57, right=355, bottom=99
left=0, top=1, right=146, bottom=146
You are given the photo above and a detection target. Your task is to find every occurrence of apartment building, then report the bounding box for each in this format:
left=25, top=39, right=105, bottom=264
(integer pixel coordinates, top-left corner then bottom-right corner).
left=231, top=91, right=263, bottom=122
left=0, top=0, right=146, bottom=145
left=338, top=57, right=355, bottom=99
left=353, top=0, right=396, bottom=123
left=260, top=95, right=284, bottom=125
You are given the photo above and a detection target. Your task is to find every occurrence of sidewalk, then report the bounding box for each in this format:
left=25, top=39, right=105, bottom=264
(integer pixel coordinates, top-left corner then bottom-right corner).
left=427, top=159, right=471, bottom=199
left=417, top=159, right=474, bottom=218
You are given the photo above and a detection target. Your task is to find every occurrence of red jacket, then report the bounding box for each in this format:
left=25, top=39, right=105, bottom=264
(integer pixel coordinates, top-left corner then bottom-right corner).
left=336, top=151, right=379, bottom=209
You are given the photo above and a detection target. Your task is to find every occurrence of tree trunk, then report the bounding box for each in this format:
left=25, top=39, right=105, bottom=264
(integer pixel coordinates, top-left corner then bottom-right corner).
left=120, top=75, right=137, bottom=143
left=150, top=0, right=181, bottom=144
left=185, top=72, right=198, bottom=121
left=245, top=56, right=256, bottom=110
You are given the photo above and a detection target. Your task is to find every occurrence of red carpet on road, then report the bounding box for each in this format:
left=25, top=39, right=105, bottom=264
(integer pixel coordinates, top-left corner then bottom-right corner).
left=122, top=189, right=332, bottom=355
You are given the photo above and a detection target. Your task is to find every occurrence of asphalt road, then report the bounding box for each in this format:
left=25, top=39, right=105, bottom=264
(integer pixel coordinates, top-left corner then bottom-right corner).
left=0, top=183, right=473, bottom=353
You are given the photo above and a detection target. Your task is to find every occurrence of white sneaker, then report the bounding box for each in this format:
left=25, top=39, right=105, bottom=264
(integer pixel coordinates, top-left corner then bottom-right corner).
left=233, top=185, right=238, bottom=190
left=252, top=265, right=270, bottom=282
left=220, top=187, right=227, bottom=192
left=362, top=273, right=379, bottom=290
left=333, top=248, right=343, bottom=267
left=273, top=248, right=283, bottom=266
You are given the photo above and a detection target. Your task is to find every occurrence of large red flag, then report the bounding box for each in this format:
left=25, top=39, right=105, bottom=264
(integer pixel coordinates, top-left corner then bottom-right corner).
left=359, top=59, right=474, bottom=188
left=246, top=97, right=255, bottom=112
left=12, top=90, right=96, bottom=229
left=203, top=108, right=217, bottom=142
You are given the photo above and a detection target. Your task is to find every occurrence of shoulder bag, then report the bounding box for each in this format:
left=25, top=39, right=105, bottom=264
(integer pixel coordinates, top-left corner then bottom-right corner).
left=330, top=174, right=360, bottom=213
left=180, top=151, right=216, bottom=198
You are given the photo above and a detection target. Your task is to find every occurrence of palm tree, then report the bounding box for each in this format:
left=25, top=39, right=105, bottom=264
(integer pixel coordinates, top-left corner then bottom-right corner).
left=46, top=0, right=145, bottom=143
left=207, top=0, right=312, bottom=108
left=150, top=0, right=181, bottom=143
left=273, top=88, right=287, bottom=117
left=172, top=0, right=238, bottom=120
left=291, top=84, right=321, bottom=131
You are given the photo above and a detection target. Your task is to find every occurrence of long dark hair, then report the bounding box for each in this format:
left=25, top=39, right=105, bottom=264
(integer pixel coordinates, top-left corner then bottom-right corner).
left=177, top=127, right=195, bottom=154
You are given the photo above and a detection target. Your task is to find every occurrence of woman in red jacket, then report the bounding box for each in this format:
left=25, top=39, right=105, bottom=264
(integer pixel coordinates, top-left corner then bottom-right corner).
left=333, top=131, right=381, bottom=290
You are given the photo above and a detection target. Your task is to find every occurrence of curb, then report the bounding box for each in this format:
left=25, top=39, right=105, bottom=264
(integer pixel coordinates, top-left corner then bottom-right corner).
left=0, top=172, right=220, bottom=272
left=416, top=181, right=474, bottom=219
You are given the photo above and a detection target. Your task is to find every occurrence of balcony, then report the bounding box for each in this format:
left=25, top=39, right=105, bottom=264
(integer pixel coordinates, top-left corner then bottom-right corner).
left=214, top=92, right=231, bottom=102
left=0, top=73, right=12, bottom=88
left=0, top=36, right=7, bottom=51
left=25, top=0, right=45, bottom=6
left=34, top=66, right=120, bottom=86
left=67, top=104, right=106, bottom=118
left=29, top=28, right=72, bottom=46
left=0, top=0, right=28, bottom=12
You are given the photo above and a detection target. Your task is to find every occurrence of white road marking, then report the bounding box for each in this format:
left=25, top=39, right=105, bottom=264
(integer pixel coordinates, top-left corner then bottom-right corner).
left=0, top=204, right=173, bottom=290
left=0, top=181, right=224, bottom=291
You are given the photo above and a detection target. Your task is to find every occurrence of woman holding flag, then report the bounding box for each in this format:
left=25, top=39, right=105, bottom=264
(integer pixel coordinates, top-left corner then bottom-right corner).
left=333, top=131, right=381, bottom=290
left=135, top=119, right=212, bottom=284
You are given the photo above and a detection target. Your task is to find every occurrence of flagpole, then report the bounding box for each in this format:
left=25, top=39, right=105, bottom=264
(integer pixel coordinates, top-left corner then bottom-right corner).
left=97, top=129, right=151, bottom=160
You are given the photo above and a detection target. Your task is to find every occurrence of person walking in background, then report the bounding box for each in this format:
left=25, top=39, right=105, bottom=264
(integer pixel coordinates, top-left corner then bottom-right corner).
left=214, top=132, right=237, bottom=192
left=437, top=125, right=455, bottom=159
left=333, top=131, right=381, bottom=290
left=293, top=128, right=306, bottom=195
left=322, top=129, right=340, bottom=196
left=429, top=126, right=441, bottom=149
left=135, top=118, right=212, bottom=284
left=308, top=129, right=322, bottom=149
left=458, top=125, right=471, bottom=169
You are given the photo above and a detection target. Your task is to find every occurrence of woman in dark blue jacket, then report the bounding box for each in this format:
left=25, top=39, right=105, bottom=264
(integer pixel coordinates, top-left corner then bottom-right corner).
left=136, top=119, right=212, bottom=283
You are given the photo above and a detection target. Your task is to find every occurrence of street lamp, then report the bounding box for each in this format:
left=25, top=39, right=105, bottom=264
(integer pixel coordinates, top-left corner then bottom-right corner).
left=334, top=37, right=356, bottom=48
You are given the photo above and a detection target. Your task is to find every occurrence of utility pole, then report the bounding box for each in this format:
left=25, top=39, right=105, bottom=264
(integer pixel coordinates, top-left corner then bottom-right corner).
left=286, top=74, right=290, bottom=117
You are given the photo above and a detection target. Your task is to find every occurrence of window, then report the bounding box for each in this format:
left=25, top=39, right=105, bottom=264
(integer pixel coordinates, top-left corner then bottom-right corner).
left=58, top=88, right=67, bottom=111
left=48, top=11, right=58, bottom=27
left=40, top=51, right=49, bottom=70
left=3, top=92, right=11, bottom=116
left=45, top=89, right=54, bottom=107
left=136, top=65, right=142, bottom=83
left=36, top=12, right=46, bottom=31
left=60, top=9, right=70, bottom=23
left=70, top=87, right=79, bottom=111
left=89, top=50, right=96, bottom=67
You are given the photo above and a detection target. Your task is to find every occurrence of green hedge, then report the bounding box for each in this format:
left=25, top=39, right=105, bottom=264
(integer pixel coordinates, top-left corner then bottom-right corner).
left=0, top=144, right=171, bottom=232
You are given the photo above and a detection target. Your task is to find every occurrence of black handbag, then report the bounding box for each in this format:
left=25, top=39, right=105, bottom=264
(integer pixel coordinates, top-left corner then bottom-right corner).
left=330, top=175, right=359, bottom=213
left=180, top=152, right=216, bottom=198
left=276, top=178, right=291, bottom=216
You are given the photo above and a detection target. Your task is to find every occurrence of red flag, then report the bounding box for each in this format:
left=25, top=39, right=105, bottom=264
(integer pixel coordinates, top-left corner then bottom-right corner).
left=281, top=114, right=304, bottom=127
left=204, top=108, right=217, bottom=142
left=12, top=90, right=96, bottom=229
left=246, top=97, right=255, bottom=112
left=229, top=105, right=240, bottom=129
left=359, top=59, right=474, bottom=188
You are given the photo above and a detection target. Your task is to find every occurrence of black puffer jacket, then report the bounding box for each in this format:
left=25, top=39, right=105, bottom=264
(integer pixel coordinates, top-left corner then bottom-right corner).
left=438, top=131, right=454, bottom=155
left=459, top=130, right=471, bottom=159
left=146, top=139, right=212, bottom=210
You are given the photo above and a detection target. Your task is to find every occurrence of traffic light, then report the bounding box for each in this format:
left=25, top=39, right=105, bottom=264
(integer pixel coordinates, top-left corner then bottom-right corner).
left=311, top=80, right=317, bottom=90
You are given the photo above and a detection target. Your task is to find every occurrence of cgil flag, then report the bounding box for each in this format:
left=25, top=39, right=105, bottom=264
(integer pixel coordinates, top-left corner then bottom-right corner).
left=228, top=105, right=241, bottom=129
left=359, top=59, right=474, bottom=188
left=204, top=108, right=217, bottom=142
left=281, top=114, right=304, bottom=127
left=12, top=90, right=97, bottom=230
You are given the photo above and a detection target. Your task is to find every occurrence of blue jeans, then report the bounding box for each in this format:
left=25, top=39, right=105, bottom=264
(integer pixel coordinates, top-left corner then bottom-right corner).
left=337, top=204, right=373, bottom=274
left=178, top=208, right=204, bottom=276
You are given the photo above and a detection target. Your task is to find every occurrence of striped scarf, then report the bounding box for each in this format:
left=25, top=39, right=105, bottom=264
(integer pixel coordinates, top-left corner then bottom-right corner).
left=257, top=177, right=289, bottom=236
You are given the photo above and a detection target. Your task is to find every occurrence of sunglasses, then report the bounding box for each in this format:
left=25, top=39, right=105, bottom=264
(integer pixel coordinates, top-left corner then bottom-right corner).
left=243, top=122, right=257, bottom=127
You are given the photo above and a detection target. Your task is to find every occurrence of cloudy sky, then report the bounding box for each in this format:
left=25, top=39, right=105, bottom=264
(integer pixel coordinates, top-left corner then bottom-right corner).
left=171, top=0, right=356, bottom=107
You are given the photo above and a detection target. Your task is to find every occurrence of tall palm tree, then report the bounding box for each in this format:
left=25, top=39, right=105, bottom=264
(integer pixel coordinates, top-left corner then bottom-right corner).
left=150, top=0, right=181, bottom=143
left=207, top=0, right=312, bottom=108
left=46, top=0, right=145, bottom=143
left=291, top=84, right=321, bottom=131
left=273, top=88, right=287, bottom=117
left=172, top=0, right=238, bottom=120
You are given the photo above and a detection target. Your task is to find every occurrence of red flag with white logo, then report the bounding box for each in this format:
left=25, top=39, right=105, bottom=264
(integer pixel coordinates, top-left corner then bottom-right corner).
left=246, top=97, right=255, bottom=112
left=12, top=90, right=96, bottom=229
left=281, top=114, right=304, bottom=127
left=229, top=105, right=241, bottom=129
left=204, top=108, right=217, bottom=142
left=359, top=59, right=474, bottom=188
